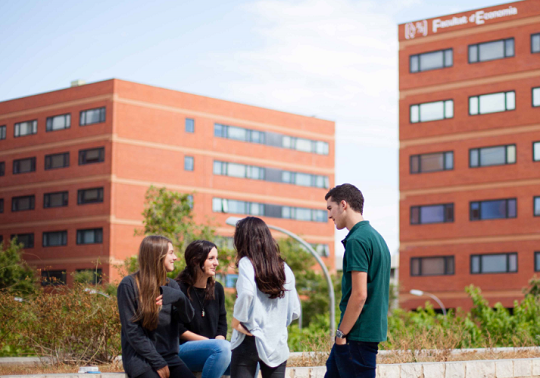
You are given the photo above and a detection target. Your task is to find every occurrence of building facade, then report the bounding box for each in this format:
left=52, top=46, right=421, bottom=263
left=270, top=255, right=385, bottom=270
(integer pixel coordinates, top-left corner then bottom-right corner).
left=398, top=0, right=540, bottom=311
left=0, top=79, right=335, bottom=285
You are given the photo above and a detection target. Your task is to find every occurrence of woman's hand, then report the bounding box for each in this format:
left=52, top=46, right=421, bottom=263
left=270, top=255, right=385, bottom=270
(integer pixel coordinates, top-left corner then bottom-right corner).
left=215, top=335, right=226, bottom=340
left=156, top=366, right=170, bottom=378
left=156, top=295, right=163, bottom=306
left=232, top=317, right=253, bottom=336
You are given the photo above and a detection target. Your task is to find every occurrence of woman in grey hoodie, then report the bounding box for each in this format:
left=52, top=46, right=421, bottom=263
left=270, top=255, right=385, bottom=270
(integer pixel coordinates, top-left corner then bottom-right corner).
left=229, top=217, right=301, bottom=378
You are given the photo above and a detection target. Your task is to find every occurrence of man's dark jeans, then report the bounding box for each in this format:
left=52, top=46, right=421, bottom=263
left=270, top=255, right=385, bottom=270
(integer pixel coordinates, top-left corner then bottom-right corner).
left=324, top=340, right=379, bottom=378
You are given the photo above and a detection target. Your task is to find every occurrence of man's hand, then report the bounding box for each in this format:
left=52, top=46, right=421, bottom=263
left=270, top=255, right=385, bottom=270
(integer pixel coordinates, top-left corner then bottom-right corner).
left=216, top=335, right=226, bottom=340
left=156, top=295, right=163, bottom=306
left=335, top=337, right=347, bottom=346
left=156, top=366, right=169, bottom=378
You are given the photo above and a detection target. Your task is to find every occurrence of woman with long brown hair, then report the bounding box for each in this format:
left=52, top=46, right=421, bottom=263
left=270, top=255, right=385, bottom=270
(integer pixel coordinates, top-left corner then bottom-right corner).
left=230, top=217, right=301, bottom=378
left=174, top=240, right=230, bottom=378
left=117, top=235, right=195, bottom=378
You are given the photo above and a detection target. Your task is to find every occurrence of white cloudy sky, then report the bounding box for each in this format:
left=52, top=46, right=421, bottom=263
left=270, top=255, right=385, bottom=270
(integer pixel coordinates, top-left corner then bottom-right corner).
left=0, top=0, right=517, bottom=257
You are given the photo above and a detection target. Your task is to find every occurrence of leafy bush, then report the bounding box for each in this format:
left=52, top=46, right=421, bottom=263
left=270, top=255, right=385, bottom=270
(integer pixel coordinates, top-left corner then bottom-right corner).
left=0, top=284, right=120, bottom=364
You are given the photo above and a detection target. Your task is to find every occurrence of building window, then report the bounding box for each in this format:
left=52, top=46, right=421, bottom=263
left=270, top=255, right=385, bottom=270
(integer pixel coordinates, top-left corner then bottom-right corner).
left=13, top=157, right=36, bottom=174
left=410, top=100, right=453, bottom=123
left=534, top=142, right=540, bottom=162
left=77, top=187, right=104, bottom=205
left=0, top=125, right=5, bottom=140
left=471, top=253, right=517, bottom=274
left=469, top=91, right=515, bottom=115
left=14, top=120, right=37, bottom=137
left=213, top=160, right=329, bottom=188
left=532, top=33, right=540, bottom=54
left=534, top=196, right=540, bottom=217
left=80, top=107, right=106, bottom=126
left=12, top=195, right=35, bottom=212
left=185, top=118, right=195, bottom=133
left=212, top=197, right=327, bottom=223
left=469, top=38, right=514, bottom=63
left=533, top=87, right=540, bottom=107
left=77, top=228, right=103, bottom=245
left=79, top=147, right=105, bottom=165
left=11, top=233, right=34, bottom=249
left=44, top=191, right=68, bottom=208
left=45, top=152, right=70, bottom=170
left=42, top=231, right=68, bottom=247
left=225, top=274, right=239, bottom=288
left=410, top=203, right=454, bottom=225
left=41, top=270, right=66, bottom=286
left=75, top=269, right=103, bottom=284
left=310, top=244, right=330, bottom=257
left=0, top=162, right=4, bottom=176
left=410, top=151, right=453, bottom=174
left=184, top=156, right=194, bottom=171
left=411, top=256, right=454, bottom=276
left=535, top=252, right=540, bottom=272
left=469, top=144, right=516, bottom=168
left=214, top=123, right=329, bottom=155
left=46, top=114, right=71, bottom=132
left=0, top=198, right=3, bottom=213
left=410, top=49, right=452, bottom=73
left=470, top=198, right=516, bottom=221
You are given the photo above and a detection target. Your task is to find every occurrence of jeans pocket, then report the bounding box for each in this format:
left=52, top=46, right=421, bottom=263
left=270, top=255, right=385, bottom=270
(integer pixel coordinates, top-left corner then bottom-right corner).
left=349, top=342, right=377, bottom=369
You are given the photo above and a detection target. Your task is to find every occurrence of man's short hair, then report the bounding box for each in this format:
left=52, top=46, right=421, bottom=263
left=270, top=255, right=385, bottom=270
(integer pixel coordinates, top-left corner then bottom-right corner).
left=325, top=184, right=364, bottom=214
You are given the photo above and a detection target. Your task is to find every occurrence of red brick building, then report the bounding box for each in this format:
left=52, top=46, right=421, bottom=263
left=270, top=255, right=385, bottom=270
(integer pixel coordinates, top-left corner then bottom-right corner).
left=398, top=0, right=540, bottom=311
left=0, top=79, right=335, bottom=285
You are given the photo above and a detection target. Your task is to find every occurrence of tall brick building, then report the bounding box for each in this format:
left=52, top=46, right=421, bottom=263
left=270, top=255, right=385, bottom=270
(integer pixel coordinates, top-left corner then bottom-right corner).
left=398, top=0, right=540, bottom=311
left=0, top=79, right=335, bottom=285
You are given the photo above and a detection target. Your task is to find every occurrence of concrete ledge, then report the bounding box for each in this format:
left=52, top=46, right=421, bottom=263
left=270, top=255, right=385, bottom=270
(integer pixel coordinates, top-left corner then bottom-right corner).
left=3, top=358, right=540, bottom=378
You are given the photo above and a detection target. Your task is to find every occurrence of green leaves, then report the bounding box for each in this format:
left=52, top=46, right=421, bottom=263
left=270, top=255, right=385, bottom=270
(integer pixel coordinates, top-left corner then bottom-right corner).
left=0, top=238, right=36, bottom=295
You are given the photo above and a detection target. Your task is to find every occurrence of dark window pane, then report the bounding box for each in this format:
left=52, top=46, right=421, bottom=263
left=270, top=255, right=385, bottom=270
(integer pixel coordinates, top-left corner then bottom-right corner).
left=0, top=162, right=5, bottom=176
left=13, top=157, right=36, bottom=174
left=77, top=228, right=103, bottom=244
left=420, top=205, right=445, bottom=224
left=411, top=258, right=420, bottom=276
left=41, top=270, right=66, bottom=286
left=12, top=233, right=34, bottom=248
left=0, top=125, right=6, bottom=140
left=43, top=231, right=67, bottom=247
left=44, top=191, right=68, bottom=208
left=470, top=202, right=480, bottom=220
left=410, top=156, right=419, bottom=173
left=79, top=147, right=105, bottom=165
left=0, top=199, right=3, bottom=213
left=447, top=257, right=455, bottom=275
left=507, top=199, right=517, bottom=218
left=481, top=200, right=507, bottom=219
left=410, top=207, right=420, bottom=224
left=12, top=196, right=35, bottom=212
left=45, top=153, right=69, bottom=170
left=421, top=257, right=446, bottom=275
left=535, top=252, right=540, bottom=272
left=78, top=188, right=104, bottom=204
left=420, top=153, right=444, bottom=172
left=80, top=107, right=106, bottom=126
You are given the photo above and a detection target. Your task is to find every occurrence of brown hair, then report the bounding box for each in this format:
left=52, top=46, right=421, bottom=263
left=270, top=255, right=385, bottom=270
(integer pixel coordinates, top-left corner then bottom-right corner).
left=325, top=183, right=364, bottom=214
left=132, top=235, right=172, bottom=330
left=233, top=217, right=286, bottom=299
left=176, top=240, right=217, bottom=301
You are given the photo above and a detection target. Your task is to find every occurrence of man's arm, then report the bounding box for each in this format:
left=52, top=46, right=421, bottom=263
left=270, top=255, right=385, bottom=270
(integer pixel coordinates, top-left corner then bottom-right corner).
left=335, top=271, right=367, bottom=345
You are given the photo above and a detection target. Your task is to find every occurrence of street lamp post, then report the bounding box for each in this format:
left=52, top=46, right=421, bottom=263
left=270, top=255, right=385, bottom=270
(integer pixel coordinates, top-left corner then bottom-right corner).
left=410, top=289, right=447, bottom=316
left=225, top=216, right=336, bottom=338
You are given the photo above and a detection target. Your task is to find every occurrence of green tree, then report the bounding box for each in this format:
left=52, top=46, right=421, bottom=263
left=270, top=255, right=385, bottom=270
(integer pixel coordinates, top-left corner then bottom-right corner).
left=0, top=238, right=36, bottom=295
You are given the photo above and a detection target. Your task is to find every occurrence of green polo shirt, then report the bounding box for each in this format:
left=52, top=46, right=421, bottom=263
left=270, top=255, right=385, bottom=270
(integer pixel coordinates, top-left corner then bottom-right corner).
left=340, top=221, right=390, bottom=342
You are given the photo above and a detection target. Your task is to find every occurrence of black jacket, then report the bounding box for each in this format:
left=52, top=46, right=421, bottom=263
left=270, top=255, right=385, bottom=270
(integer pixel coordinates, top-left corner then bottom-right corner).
left=117, top=275, right=194, bottom=378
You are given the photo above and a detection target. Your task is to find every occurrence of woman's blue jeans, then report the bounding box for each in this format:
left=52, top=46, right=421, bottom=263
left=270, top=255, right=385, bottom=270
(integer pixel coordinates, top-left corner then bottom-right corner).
left=178, top=339, right=231, bottom=378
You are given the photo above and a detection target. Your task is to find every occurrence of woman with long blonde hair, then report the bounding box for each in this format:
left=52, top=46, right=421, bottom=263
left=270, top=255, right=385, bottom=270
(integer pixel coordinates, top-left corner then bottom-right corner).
left=117, top=235, right=195, bottom=378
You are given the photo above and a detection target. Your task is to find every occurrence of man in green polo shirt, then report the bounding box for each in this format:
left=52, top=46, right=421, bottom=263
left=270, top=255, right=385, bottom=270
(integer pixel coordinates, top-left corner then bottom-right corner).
left=324, top=183, right=390, bottom=378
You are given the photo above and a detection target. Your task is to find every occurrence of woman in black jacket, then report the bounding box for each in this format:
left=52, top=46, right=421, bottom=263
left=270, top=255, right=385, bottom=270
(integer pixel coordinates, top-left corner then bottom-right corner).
left=175, top=240, right=231, bottom=378
left=117, top=235, right=195, bottom=378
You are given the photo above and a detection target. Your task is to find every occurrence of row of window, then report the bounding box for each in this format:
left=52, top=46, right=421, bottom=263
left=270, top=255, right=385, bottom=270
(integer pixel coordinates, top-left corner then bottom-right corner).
left=40, top=269, right=103, bottom=286
left=212, top=197, right=327, bottom=223
left=3, top=228, right=103, bottom=249
left=214, top=123, right=329, bottom=155
left=0, top=147, right=104, bottom=177
left=410, top=197, right=540, bottom=225
left=410, top=252, right=533, bottom=276
left=0, top=107, right=106, bottom=140
left=0, top=188, right=103, bottom=214
left=410, top=88, right=540, bottom=123
left=213, top=161, right=329, bottom=189
left=410, top=142, right=540, bottom=174
left=409, top=34, right=540, bottom=73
